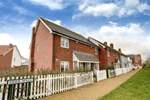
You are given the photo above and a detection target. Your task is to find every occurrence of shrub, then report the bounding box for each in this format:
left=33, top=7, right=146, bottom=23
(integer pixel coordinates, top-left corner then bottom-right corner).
left=103, top=66, right=115, bottom=70
left=0, top=68, right=91, bottom=78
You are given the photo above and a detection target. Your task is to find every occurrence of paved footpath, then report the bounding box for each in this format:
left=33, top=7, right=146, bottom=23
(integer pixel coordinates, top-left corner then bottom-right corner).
left=39, top=69, right=141, bottom=100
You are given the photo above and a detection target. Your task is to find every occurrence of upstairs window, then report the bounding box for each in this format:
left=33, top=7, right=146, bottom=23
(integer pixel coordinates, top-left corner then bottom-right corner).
left=108, top=49, right=110, bottom=57
left=61, top=61, right=69, bottom=72
left=113, top=52, right=115, bottom=56
left=95, top=48, right=98, bottom=55
left=61, top=37, right=69, bottom=48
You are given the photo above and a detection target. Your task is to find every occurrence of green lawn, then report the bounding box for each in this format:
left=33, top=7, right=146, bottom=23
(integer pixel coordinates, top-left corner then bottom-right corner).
left=100, top=68, right=150, bottom=100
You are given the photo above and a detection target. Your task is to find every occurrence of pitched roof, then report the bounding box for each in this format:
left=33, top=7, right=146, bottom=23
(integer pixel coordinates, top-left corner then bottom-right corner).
left=39, top=17, right=98, bottom=48
left=88, top=37, right=128, bottom=57
left=0, top=45, right=11, bottom=55
left=73, top=50, right=99, bottom=62
left=127, top=54, right=134, bottom=59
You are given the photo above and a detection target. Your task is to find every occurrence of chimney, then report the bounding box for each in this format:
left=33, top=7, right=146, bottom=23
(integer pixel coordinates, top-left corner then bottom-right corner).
left=104, top=41, right=107, bottom=45
left=110, top=43, right=114, bottom=48
left=9, top=43, right=13, bottom=49
left=118, top=48, right=121, bottom=52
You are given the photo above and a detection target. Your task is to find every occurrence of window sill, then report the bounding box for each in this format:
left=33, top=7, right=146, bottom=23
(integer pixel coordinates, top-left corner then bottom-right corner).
left=61, top=46, right=69, bottom=49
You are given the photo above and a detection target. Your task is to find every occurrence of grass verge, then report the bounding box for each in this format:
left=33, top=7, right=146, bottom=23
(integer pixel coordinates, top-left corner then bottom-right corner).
left=100, top=68, right=150, bottom=100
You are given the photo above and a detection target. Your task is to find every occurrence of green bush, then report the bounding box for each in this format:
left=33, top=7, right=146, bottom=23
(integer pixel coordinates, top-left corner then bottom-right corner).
left=103, top=66, right=115, bottom=70
left=0, top=68, right=91, bottom=78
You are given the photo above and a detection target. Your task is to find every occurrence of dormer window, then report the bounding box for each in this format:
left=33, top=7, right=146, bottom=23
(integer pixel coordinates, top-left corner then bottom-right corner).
left=61, top=37, right=69, bottom=48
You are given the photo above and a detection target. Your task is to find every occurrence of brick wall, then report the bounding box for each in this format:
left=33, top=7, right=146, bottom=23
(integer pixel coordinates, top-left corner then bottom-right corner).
left=107, top=49, right=120, bottom=67
left=53, top=35, right=99, bottom=71
left=0, top=49, right=13, bottom=70
left=134, top=54, right=142, bottom=66
left=99, top=45, right=107, bottom=69
left=29, top=20, right=54, bottom=72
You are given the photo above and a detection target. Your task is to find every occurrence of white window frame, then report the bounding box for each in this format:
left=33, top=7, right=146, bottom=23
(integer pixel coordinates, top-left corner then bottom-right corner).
left=60, top=61, right=69, bottom=72
left=95, top=48, right=98, bottom=55
left=37, top=44, right=39, bottom=51
left=79, top=62, right=83, bottom=69
left=108, top=49, right=110, bottom=57
left=61, top=37, right=69, bottom=48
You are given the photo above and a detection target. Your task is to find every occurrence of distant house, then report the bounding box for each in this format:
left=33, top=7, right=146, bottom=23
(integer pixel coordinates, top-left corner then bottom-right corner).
left=128, top=54, right=142, bottom=68
left=0, top=43, right=28, bottom=69
left=29, top=17, right=100, bottom=74
left=88, top=37, right=121, bottom=69
left=119, top=49, right=128, bottom=68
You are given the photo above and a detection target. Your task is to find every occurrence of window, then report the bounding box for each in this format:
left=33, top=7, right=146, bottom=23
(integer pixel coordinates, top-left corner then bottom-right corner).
left=79, top=62, right=83, bottom=69
left=135, top=60, right=138, bottom=63
left=95, top=48, right=98, bottom=55
left=37, top=44, right=39, bottom=51
left=113, top=52, right=115, bottom=56
left=14, top=58, right=16, bottom=61
left=74, top=61, right=78, bottom=69
left=61, top=37, right=69, bottom=48
left=61, top=61, right=69, bottom=72
left=108, top=49, right=110, bottom=57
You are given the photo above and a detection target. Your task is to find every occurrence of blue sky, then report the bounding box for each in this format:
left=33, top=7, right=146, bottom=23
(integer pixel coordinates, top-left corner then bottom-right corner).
left=0, top=0, right=150, bottom=62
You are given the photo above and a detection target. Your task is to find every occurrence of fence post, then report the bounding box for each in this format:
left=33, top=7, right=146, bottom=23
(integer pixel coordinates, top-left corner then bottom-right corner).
left=74, top=73, right=77, bottom=89
left=91, top=72, right=93, bottom=83
left=97, top=71, right=99, bottom=82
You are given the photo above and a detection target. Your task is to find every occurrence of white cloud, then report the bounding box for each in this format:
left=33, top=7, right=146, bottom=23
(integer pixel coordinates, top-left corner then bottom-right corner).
left=30, top=20, right=37, bottom=27
left=0, top=34, right=14, bottom=44
left=0, top=33, right=30, bottom=59
left=73, top=0, right=150, bottom=19
left=72, top=22, right=149, bottom=62
left=80, top=3, right=119, bottom=18
left=27, top=0, right=68, bottom=10
left=30, top=19, right=61, bottom=28
left=147, top=36, right=150, bottom=44
left=45, top=19, right=61, bottom=25
left=137, top=3, right=150, bottom=13
left=99, top=22, right=144, bottom=37
left=13, top=5, right=35, bottom=16
left=51, top=20, right=61, bottom=25
left=125, top=0, right=139, bottom=7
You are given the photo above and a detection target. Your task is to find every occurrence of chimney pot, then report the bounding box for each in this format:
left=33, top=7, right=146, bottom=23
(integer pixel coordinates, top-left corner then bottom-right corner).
left=118, top=48, right=121, bottom=52
left=104, top=41, right=107, bottom=45
left=9, top=43, right=13, bottom=49
left=110, top=43, right=114, bottom=48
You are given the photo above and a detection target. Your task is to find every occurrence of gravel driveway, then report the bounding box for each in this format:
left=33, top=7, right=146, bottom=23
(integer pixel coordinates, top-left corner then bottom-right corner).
left=39, top=69, right=141, bottom=100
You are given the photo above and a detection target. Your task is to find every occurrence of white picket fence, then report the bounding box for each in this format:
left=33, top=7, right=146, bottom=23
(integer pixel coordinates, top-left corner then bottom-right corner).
left=97, top=70, right=107, bottom=82
left=0, top=72, right=93, bottom=100
left=108, top=70, right=116, bottom=78
left=108, top=67, right=133, bottom=78
left=115, top=68, right=122, bottom=76
left=122, top=68, right=128, bottom=73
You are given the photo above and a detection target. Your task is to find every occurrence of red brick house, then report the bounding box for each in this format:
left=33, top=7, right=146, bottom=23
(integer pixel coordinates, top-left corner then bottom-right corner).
left=128, top=54, right=142, bottom=67
left=88, top=37, right=121, bottom=69
left=0, top=44, right=28, bottom=70
left=29, top=17, right=100, bottom=73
